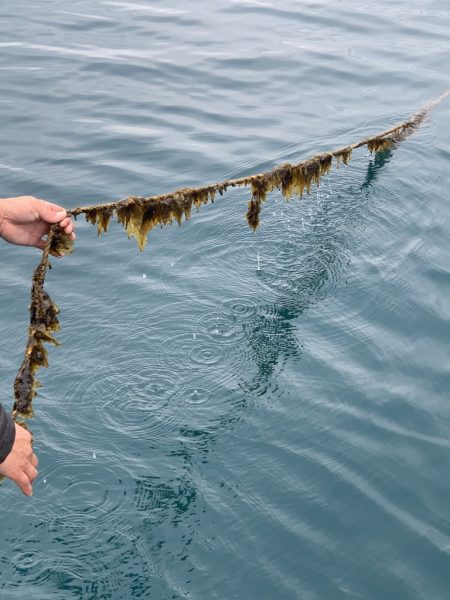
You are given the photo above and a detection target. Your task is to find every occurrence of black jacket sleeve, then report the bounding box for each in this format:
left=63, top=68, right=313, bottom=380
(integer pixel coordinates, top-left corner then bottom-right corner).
left=0, top=403, right=15, bottom=464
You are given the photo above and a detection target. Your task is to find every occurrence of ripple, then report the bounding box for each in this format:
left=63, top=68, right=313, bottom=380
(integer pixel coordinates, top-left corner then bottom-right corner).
left=157, top=251, right=198, bottom=297
left=4, top=458, right=156, bottom=597
left=183, top=387, right=210, bottom=405
left=41, top=458, right=130, bottom=530
left=175, top=384, right=251, bottom=436
left=220, top=295, right=263, bottom=321
left=11, top=549, right=44, bottom=578
left=80, top=357, right=184, bottom=440
left=160, top=330, right=242, bottom=377
left=195, top=311, right=247, bottom=345
left=7, top=457, right=138, bottom=597
left=187, top=343, right=222, bottom=367
left=10, top=551, right=88, bottom=592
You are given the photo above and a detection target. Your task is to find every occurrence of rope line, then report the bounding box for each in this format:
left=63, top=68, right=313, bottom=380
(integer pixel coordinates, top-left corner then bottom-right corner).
left=11, top=88, right=450, bottom=425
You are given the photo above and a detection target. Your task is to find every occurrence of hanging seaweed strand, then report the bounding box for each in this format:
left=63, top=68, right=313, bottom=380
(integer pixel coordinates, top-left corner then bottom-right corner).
left=68, top=87, right=450, bottom=245
left=12, top=227, right=73, bottom=420
left=11, top=87, right=450, bottom=425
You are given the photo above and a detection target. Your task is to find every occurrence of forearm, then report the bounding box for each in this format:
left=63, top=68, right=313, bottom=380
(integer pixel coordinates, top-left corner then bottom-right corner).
left=0, top=403, right=16, bottom=464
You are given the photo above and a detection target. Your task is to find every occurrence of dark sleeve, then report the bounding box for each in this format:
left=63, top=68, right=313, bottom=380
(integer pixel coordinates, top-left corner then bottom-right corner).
left=0, top=403, right=15, bottom=464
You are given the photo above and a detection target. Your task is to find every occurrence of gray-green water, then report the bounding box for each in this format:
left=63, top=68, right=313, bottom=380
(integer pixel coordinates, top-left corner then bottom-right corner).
left=1, top=1, right=450, bottom=598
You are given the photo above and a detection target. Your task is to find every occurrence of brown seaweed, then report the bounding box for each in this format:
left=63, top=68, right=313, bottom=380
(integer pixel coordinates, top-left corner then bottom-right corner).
left=49, top=227, right=75, bottom=256
left=67, top=91, right=449, bottom=249
left=8, top=87, right=449, bottom=433
left=12, top=227, right=65, bottom=419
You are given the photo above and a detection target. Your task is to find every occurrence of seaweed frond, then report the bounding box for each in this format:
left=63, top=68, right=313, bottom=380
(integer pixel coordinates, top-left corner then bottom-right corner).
left=13, top=228, right=60, bottom=419
left=49, top=226, right=74, bottom=256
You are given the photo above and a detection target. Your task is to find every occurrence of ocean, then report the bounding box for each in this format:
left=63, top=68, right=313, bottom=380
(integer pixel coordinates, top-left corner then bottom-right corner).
left=1, top=1, right=450, bottom=598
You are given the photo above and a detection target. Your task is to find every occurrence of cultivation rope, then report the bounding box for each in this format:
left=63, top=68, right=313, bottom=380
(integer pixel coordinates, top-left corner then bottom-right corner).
left=11, top=87, right=450, bottom=425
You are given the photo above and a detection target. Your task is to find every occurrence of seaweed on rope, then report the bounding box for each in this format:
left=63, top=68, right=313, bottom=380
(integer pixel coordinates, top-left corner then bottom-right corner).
left=10, top=88, right=450, bottom=426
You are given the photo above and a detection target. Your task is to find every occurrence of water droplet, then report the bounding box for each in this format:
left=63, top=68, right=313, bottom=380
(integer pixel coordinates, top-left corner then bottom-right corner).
left=142, top=273, right=147, bottom=279
left=92, top=452, right=96, bottom=459
left=170, top=262, right=174, bottom=268
left=43, top=478, right=47, bottom=484
left=185, top=387, right=210, bottom=405
left=193, top=333, right=197, bottom=340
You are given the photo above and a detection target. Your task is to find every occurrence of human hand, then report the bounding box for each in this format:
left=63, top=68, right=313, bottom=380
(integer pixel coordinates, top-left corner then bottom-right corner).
left=0, top=424, right=38, bottom=496
left=0, top=196, right=76, bottom=252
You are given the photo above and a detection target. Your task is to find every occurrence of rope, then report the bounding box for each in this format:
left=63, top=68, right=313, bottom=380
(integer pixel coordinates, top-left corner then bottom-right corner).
left=11, top=87, right=450, bottom=424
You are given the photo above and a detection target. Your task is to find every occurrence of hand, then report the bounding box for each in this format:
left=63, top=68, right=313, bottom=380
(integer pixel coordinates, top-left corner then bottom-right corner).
left=0, top=424, right=38, bottom=496
left=0, top=195, right=76, bottom=252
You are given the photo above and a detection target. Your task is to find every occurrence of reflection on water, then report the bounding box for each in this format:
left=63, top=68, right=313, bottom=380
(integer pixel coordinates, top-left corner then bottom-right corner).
left=134, top=476, right=197, bottom=521
left=361, top=149, right=392, bottom=190
left=241, top=150, right=392, bottom=398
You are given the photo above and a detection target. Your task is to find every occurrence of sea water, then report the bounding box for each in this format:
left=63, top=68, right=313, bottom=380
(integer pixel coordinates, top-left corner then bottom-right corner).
left=1, top=1, right=450, bottom=598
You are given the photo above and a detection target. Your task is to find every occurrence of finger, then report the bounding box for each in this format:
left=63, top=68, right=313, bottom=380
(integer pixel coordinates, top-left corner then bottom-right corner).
left=63, top=222, right=74, bottom=235
left=30, top=453, right=38, bottom=468
left=49, top=249, right=64, bottom=258
left=36, top=200, right=67, bottom=225
left=59, top=217, right=71, bottom=229
left=25, top=464, right=38, bottom=483
left=35, top=238, right=47, bottom=251
left=15, top=472, right=33, bottom=497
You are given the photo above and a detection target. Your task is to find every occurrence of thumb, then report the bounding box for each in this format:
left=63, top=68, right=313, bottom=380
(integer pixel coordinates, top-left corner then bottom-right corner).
left=36, top=201, right=67, bottom=224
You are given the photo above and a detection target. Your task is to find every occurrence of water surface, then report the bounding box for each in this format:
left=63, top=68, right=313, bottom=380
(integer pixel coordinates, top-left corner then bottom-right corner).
left=1, top=1, right=450, bottom=598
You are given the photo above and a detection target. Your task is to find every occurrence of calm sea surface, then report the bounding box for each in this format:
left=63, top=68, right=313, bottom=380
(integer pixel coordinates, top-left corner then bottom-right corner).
left=1, top=1, right=450, bottom=598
